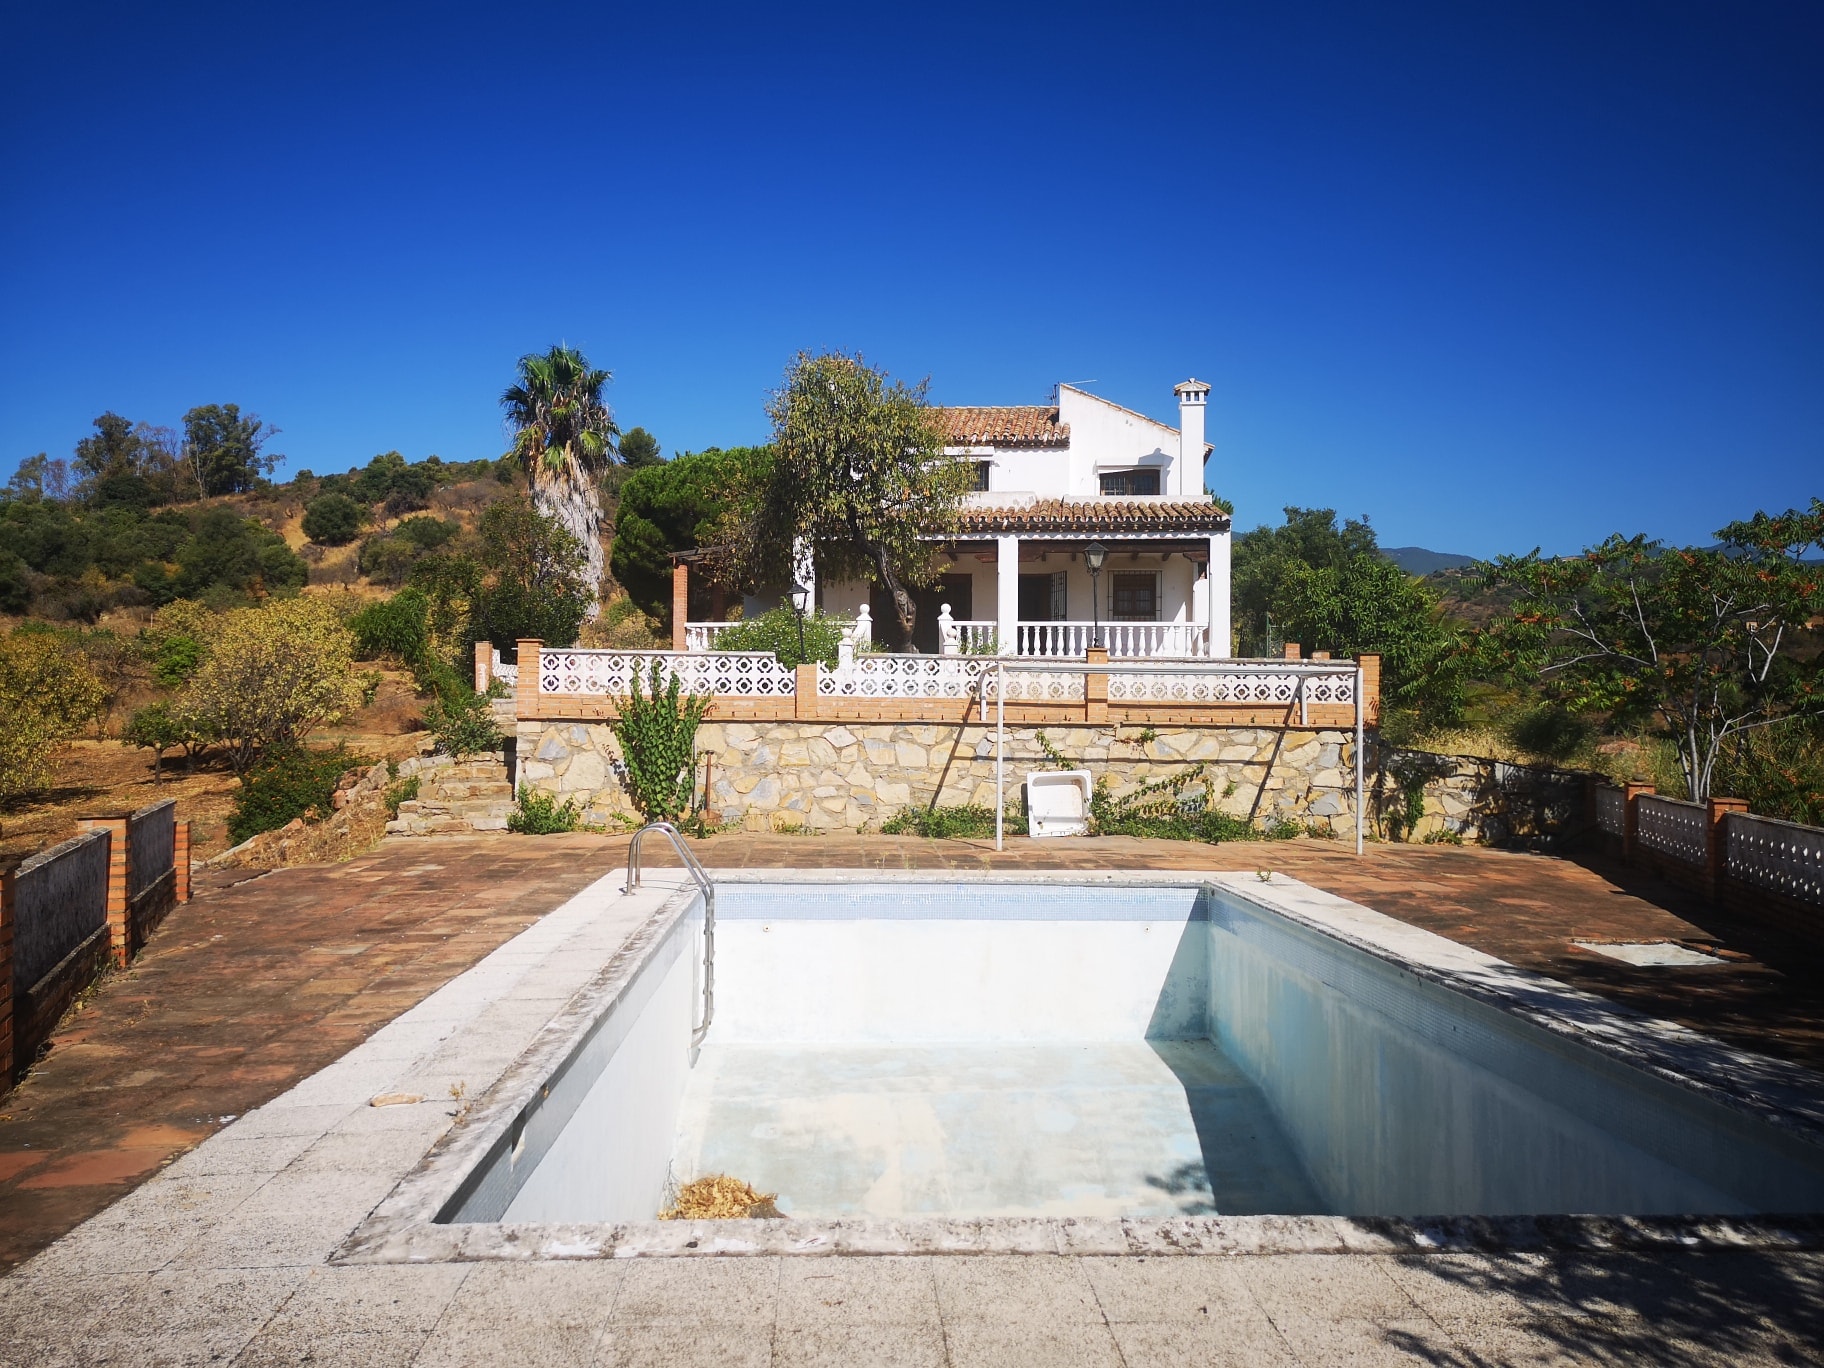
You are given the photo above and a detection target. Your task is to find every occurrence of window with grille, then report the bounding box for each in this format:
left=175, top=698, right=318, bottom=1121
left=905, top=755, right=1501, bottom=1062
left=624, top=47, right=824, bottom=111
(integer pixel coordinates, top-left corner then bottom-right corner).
left=968, top=461, right=991, bottom=492
left=1110, top=572, right=1158, bottom=620
left=1098, top=468, right=1160, bottom=496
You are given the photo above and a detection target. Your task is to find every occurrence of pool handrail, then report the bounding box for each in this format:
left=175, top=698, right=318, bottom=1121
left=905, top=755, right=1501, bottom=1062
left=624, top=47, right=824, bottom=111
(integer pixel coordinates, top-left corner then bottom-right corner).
left=624, top=821, right=716, bottom=1048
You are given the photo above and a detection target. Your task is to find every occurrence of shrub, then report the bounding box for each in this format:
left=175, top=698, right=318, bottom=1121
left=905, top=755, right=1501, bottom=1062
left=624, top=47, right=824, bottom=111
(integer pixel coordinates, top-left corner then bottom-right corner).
left=1089, top=767, right=1286, bottom=843
left=712, top=606, right=844, bottom=669
left=229, top=745, right=363, bottom=844
left=385, top=773, right=419, bottom=817
left=394, top=515, right=458, bottom=551
left=350, top=588, right=431, bottom=664
left=424, top=687, right=504, bottom=758
left=180, top=596, right=362, bottom=775
left=301, top=493, right=364, bottom=546
left=508, top=784, right=581, bottom=834
left=610, top=661, right=710, bottom=822
left=879, top=805, right=1023, bottom=838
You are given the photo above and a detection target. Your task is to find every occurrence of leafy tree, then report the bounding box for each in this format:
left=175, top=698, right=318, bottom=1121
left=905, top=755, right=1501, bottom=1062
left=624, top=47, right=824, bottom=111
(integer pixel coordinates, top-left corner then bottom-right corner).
left=302, top=492, right=364, bottom=545
left=1482, top=500, right=1824, bottom=802
left=124, top=701, right=210, bottom=781
left=610, top=446, right=772, bottom=620
left=501, top=345, right=620, bottom=617
left=1232, top=507, right=1464, bottom=722
left=179, top=596, right=362, bottom=775
left=737, top=352, right=968, bottom=647
left=0, top=551, right=31, bottom=613
left=0, top=629, right=107, bottom=803
left=468, top=496, right=591, bottom=651
left=171, top=506, right=307, bottom=601
left=619, top=426, right=663, bottom=470
left=1234, top=507, right=1381, bottom=653
left=182, top=404, right=280, bottom=496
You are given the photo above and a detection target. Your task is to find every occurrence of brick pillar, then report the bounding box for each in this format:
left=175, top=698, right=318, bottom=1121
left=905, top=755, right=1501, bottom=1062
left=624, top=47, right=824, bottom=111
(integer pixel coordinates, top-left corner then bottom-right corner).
left=516, top=640, right=542, bottom=723
left=474, top=641, right=492, bottom=693
left=1, top=864, right=15, bottom=1089
left=794, top=664, right=820, bottom=720
left=78, top=816, right=130, bottom=967
left=1705, top=797, right=1749, bottom=900
left=1621, top=781, right=1654, bottom=862
left=671, top=563, right=689, bottom=652
left=1085, top=646, right=1109, bottom=724
left=1283, top=642, right=1301, bottom=660
left=175, top=821, right=192, bottom=904
left=1357, top=653, right=1381, bottom=727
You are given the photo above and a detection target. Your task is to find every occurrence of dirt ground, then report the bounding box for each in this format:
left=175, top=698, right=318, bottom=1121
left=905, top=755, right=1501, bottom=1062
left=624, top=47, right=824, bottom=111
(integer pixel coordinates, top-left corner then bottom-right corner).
left=0, top=673, right=434, bottom=866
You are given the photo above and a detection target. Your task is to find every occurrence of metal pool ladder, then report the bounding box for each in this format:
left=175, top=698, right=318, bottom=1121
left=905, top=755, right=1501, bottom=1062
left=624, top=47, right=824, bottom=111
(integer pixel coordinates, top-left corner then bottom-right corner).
left=624, top=821, right=716, bottom=1048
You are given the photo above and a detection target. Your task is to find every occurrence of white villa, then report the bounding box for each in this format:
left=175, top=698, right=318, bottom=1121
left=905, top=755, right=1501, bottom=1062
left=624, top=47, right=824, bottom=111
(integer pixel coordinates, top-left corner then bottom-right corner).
left=685, top=378, right=1233, bottom=658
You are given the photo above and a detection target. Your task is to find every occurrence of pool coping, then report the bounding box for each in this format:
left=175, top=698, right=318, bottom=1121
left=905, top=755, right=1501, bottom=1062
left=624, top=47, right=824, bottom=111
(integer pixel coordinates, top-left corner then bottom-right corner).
left=333, top=869, right=1824, bottom=1264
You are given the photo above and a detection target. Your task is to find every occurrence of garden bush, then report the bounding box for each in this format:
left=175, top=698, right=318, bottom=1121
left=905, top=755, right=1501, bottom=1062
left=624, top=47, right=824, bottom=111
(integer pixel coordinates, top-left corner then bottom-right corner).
left=424, top=686, right=503, bottom=758
left=880, top=804, right=1024, bottom=838
left=229, top=745, right=364, bottom=844
left=712, top=606, right=844, bottom=669
left=507, top=784, right=581, bottom=834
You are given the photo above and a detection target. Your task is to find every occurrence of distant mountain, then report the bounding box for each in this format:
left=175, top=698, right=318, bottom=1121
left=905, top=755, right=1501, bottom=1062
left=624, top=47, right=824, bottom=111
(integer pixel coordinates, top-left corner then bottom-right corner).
left=1382, top=546, right=1478, bottom=575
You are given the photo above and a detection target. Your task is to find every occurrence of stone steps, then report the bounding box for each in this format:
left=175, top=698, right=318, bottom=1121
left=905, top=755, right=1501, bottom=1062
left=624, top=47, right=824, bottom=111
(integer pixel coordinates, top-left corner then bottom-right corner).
left=388, top=753, right=517, bottom=837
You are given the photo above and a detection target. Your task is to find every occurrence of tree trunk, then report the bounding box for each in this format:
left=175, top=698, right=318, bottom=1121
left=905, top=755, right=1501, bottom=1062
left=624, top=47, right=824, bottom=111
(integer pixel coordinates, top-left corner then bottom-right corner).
left=869, top=541, right=916, bottom=646
left=532, top=472, right=606, bottom=620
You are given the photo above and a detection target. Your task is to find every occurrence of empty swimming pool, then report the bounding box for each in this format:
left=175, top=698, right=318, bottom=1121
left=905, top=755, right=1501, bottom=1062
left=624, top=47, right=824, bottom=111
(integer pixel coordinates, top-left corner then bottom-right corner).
left=437, top=874, right=1824, bottom=1230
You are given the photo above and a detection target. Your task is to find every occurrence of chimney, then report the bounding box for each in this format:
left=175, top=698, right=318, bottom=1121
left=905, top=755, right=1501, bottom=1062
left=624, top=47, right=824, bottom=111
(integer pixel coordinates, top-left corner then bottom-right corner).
left=1173, top=378, right=1210, bottom=498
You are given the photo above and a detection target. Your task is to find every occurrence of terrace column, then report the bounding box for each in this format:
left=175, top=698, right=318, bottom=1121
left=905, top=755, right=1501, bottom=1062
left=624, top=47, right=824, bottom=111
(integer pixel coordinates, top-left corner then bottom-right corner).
left=671, top=562, right=689, bottom=652
left=1207, top=530, right=1231, bottom=657
left=995, top=535, right=1019, bottom=655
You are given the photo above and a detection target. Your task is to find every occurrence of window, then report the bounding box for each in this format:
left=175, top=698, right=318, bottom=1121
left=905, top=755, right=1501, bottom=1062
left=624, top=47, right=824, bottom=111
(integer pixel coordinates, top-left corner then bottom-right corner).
left=1098, top=468, right=1160, bottom=496
left=968, top=460, right=991, bottom=492
left=1110, top=572, right=1158, bottom=621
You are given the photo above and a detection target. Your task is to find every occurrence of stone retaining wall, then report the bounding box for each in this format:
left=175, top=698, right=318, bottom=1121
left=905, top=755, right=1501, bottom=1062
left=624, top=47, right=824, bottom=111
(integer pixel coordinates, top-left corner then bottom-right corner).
left=516, top=719, right=1361, bottom=836
left=1365, top=743, right=1594, bottom=847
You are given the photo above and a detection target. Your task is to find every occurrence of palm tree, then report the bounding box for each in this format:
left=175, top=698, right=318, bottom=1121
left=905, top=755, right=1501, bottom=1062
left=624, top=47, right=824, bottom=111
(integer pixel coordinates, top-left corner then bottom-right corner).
left=501, top=345, right=620, bottom=618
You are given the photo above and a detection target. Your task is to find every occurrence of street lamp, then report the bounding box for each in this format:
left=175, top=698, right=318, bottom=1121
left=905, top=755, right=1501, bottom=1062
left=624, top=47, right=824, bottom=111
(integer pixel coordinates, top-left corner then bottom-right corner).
left=787, top=581, right=811, bottom=663
left=1084, top=540, right=1107, bottom=651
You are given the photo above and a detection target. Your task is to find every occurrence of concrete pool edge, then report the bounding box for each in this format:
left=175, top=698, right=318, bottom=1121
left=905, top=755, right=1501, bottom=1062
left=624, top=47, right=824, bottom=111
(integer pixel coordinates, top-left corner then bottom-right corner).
left=332, top=868, right=1824, bottom=1265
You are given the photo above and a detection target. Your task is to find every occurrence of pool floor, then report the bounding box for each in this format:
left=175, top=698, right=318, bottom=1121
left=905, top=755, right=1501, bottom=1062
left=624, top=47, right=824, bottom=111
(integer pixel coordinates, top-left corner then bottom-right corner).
left=667, top=1040, right=1325, bottom=1219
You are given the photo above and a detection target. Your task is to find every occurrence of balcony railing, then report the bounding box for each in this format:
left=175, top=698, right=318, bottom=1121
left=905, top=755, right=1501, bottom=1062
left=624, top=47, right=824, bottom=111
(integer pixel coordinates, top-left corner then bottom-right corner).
left=682, top=617, right=1213, bottom=658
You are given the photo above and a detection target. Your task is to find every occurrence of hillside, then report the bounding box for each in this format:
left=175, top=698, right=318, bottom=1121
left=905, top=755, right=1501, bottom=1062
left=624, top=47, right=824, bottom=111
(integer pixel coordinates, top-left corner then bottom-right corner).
left=1383, top=546, right=1478, bottom=575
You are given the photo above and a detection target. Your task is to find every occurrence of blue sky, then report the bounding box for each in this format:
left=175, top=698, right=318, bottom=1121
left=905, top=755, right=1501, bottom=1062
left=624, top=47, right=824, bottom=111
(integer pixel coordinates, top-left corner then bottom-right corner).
left=2, top=1, right=1818, bottom=557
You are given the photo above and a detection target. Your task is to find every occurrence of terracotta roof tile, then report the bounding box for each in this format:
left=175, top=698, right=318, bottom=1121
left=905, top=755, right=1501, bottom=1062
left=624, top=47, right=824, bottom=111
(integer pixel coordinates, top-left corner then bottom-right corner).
left=953, top=500, right=1232, bottom=534
left=935, top=406, right=1069, bottom=447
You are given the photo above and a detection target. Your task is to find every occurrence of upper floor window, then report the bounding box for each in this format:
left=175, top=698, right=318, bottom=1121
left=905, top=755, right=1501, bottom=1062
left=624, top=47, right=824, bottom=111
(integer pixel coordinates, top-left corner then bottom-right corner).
left=968, top=460, right=991, bottom=492
left=1098, top=468, right=1160, bottom=496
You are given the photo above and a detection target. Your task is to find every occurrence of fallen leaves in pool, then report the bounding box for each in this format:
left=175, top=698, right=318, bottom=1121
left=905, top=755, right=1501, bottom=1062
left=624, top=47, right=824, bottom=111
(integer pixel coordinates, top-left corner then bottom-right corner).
left=659, top=1175, right=783, bottom=1220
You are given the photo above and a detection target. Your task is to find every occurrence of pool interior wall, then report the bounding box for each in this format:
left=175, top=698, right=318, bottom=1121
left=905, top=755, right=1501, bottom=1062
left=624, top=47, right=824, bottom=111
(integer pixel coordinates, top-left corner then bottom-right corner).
left=459, top=881, right=1824, bottom=1225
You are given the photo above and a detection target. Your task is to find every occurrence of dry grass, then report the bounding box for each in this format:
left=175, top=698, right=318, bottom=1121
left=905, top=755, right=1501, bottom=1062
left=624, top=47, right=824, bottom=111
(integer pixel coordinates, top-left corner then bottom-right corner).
left=658, top=1175, right=783, bottom=1220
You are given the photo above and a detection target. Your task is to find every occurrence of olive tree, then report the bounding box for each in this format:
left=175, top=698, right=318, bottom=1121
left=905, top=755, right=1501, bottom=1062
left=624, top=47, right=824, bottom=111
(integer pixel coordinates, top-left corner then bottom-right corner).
left=179, top=596, right=363, bottom=775
left=0, top=630, right=107, bottom=804
left=735, top=352, right=971, bottom=645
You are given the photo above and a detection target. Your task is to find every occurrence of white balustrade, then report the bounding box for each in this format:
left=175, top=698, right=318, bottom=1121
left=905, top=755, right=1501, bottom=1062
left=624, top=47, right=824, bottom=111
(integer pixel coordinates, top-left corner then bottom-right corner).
left=683, top=622, right=745, bottom=651
left=1594, top=786, right=1625, bottom=837
left=1635, top=795, right=1707, bottom=865
left=1107, top=667, right=1354, bottom=709
left=1725, top=811, right=1824, bottom=908
left=539, top=649, right=795, bottom=697
left=1015, top=621, right=1211, bottom=658
left=820, top=655, right=986, bottom=699
left=490, top=649, right=518, bottom=687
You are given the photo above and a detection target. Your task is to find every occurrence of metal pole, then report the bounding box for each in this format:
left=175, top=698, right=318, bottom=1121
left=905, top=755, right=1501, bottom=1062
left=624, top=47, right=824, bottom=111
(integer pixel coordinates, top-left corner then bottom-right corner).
left=1355, top=663, right=1365, bottom=857
left=995, top=659, right=1006, bottom=852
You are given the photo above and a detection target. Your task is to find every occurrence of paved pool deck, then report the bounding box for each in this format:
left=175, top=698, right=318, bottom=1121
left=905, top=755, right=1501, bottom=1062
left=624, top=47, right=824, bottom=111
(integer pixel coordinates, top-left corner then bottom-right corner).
left=2, top=832, right=1821, bottom=1364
